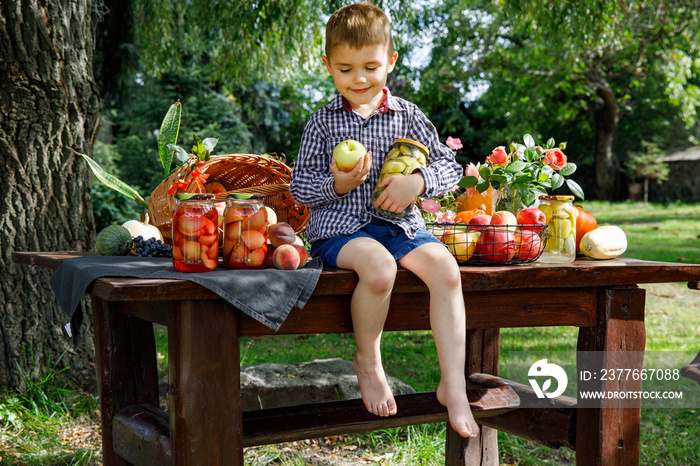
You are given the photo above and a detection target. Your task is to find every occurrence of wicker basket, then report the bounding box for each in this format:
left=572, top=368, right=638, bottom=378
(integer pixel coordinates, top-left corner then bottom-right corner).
left=148, top=154, right=309, bottom=243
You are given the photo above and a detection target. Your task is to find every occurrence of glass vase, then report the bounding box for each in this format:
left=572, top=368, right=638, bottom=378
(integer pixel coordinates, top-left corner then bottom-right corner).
left=495, top=186, right=526, bottom=216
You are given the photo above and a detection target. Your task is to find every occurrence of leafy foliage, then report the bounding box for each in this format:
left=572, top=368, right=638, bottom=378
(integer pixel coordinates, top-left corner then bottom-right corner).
left=132, top=1, right=326, bottom=83
left=406, top=0, right=700, bottom=198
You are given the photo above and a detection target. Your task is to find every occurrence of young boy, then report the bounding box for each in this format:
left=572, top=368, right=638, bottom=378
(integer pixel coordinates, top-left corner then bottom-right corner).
left=289, top=2, right=478, bottom=439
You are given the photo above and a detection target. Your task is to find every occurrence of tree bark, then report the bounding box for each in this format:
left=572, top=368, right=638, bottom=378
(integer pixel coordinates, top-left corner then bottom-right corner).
left=0, top=0, right=100, bottom=391
left=590, top=73, right=619, bottom=200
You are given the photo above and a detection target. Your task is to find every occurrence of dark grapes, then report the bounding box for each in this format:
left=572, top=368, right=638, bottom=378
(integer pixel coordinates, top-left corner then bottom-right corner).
left=130, top=235, right=173, bottom=258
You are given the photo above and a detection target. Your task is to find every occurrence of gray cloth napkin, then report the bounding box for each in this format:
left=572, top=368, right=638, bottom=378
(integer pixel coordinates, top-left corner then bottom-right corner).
left=49, top=256, right=322, bottom=331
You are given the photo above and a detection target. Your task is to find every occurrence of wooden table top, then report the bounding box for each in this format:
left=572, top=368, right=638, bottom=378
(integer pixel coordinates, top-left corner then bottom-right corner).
left=14, top=251, right=700, bottom=300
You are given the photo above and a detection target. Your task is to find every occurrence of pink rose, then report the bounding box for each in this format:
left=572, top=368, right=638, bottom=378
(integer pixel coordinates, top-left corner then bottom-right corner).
left=486, top=146, right=508, bottom=165
left=446, top=136, right=463, bottom=151
left=464, top=163, right=480, bottom=196
left=545, top=148, right=567, bottom=170
left=436, top=210, right=456, bottom=223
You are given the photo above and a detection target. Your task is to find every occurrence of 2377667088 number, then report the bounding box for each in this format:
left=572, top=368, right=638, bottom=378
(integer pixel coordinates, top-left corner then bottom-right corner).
left=583, top=368, right=681, bottom=381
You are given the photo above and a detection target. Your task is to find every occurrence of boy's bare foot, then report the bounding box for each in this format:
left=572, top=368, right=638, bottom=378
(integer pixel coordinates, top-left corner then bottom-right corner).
left=353, top=353, right=397, bottom=417
left=437, top=381, right=479, bottom=438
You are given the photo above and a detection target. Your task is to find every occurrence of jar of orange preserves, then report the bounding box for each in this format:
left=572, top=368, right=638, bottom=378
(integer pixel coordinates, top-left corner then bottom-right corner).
left=223, top=195, right=269, bottom=269
left=172, top=194, right=219, bottom=272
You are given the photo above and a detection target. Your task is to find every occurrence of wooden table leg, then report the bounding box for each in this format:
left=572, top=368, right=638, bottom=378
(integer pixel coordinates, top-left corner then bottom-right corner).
left=168, top=300, right=242, bottom=465
left=92, top=297, right=160, bottom=466
left=445, top=328, right=500, bottom=466
left=576, top=286, right=646, bottom=466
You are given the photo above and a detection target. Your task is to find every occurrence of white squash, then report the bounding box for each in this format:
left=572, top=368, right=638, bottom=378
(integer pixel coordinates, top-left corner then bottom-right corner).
left=264, top=206, right=278, bottom=225
left=122, top=220, right=163, bottom=241
left=579, top=226, right=627, bottom=259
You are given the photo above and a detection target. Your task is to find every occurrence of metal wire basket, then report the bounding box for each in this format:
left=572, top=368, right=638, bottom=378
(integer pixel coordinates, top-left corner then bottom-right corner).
left=426, top=222, right=549, bottom=266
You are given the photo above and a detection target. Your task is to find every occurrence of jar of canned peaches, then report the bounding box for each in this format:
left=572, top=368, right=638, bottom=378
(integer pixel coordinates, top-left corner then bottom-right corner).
left=172, top=194, right=219, bottom=272
left=537, top=195, right=576, bottom=264
left=371, top=138, right=428, bottom=217
left=223, top=195, right=269, bottom=270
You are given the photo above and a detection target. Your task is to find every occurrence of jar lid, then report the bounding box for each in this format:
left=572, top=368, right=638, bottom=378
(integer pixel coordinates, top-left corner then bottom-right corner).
left=175, top=193, right=214, bottom=201
left=392, top=138, right=429, bottom=155
left=227, top=193, right=264, bottom=200
left=541, top=195, right=574, bottom=201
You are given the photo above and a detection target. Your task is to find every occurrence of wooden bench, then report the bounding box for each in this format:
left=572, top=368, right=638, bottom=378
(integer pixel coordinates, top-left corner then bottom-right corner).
left=13, top=252, right=700, bottom=465
left=680, top=281, right=700, bottom=385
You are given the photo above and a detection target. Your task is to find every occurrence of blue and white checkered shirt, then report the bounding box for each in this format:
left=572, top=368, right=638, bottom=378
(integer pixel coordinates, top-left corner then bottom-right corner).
left=290, top=88, right=461, bottom=244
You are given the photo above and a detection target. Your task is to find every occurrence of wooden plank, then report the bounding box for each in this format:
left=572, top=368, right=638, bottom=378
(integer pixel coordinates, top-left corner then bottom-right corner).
left=681, top=351, right=700, bottom=385
left=89, top=284, right=598, bottom=336
left=168, top=300, right=243, bottom=466
left=108, top=385, right=519, bottom=461
left=681, top=363, right=700, bottom=385
left=446, top=329, right=501, bottom=466
left=469, top=373, right=577, bottom=449
left=243, top=387, right=518, bottom=447
left=236, top=288, right=598, bottom=336
left=576, top=286, right=646, bottom=466
left=91, top=297, right=160, bottom=466
left=30, top=255, right=697, bottom=303
left=113, top=404, right=171, bottom=466
left=119, top=301, right=170, bottom=327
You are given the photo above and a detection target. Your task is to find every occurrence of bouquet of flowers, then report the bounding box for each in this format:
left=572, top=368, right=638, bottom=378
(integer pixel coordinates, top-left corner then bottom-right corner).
left=419, top=134, right=584, bottom=223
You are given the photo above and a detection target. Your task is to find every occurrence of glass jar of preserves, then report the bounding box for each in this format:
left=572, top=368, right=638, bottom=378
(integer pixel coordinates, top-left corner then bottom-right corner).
left=172, top=194, right=219, bottom=272
left=223, top=195, right=269, bottom=270
left=371, top=138, right=428, bottom=218
left=537, top=195, right=576, bottom=264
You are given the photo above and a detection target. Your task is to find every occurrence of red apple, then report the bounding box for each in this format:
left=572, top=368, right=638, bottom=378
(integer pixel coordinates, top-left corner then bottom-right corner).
left=517, top=207, right=547, bottom=232
left=515, top=230, right=544, bottom=261
left=478, top=226, right=517, bottom=262
left=467, top=214, right=492, bottom=232
left=490, top=210, right=518, bottom=232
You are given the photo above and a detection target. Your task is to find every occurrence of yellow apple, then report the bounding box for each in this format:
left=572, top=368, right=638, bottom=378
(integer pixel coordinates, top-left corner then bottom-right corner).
left=333, top=139, right=367, bottom=172
left=442, top=230, right=479, bottom=262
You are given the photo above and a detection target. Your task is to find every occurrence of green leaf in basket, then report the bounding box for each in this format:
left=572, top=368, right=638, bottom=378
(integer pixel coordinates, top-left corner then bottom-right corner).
left=168, top=143, right=190, bottom=166
left=202, top=138, right=219, bottom=153
left=159, top=102, right=182, bottom=179
left=79, top=152, right=149, bottom=208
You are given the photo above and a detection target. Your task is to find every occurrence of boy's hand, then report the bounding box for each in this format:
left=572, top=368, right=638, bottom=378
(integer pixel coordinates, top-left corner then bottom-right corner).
left=331, top=151, right=372, bottom=195
left=373, top=172, right=425, bottom=213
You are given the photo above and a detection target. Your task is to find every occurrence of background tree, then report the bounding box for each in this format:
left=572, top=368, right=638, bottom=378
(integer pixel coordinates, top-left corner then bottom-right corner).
left=623, top=141, right=670, bottom=205
left=408, top=0, right=700, bottom=199
left=1, top=0, right=101, bottom=391
left=0, top=0, right=330, bottom=392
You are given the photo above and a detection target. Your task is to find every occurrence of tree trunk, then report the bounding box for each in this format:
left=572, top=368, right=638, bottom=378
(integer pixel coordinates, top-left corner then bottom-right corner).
left=590, top=74, right=619, bottom=200
left=0, top=0, right=100, bottom=391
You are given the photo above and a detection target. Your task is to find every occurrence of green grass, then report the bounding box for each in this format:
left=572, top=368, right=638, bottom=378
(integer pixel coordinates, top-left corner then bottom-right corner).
left=582, top=200, right=700, bottom=264
left=1, top=201, right=698, bottom=465
left=0, top=349, right=101, bottom=465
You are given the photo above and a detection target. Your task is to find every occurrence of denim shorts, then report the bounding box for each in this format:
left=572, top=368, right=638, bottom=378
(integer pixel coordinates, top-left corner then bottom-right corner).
left=310, top=217, right=442, bottom=268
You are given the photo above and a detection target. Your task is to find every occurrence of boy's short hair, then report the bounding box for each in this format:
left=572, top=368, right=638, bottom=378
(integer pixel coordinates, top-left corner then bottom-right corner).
left=325, top=2, right=394, bottom=58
